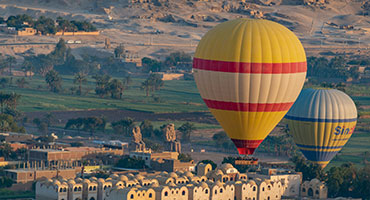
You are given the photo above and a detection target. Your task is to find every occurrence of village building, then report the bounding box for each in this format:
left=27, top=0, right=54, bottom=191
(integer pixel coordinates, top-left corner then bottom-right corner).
left=0, top=132, right=34, bottom=143
left=28, top=147, right=124, bottom=164
left=35, top=162, right=321, bottom=200
left=301, top=178, right=328, bottom=199
left=247, top=168, right=301, bottom=198
left=129, top=150, right=178, bottom=167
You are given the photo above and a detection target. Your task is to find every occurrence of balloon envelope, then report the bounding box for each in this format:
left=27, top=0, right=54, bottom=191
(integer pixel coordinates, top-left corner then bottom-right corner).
left=193, top=18, right=307, bottom=155
left=286, top=88, right=357, bottom=168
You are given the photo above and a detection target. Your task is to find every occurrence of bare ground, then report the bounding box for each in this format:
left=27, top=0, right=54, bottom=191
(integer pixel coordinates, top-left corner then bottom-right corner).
left=24, top=109, right=218, bottom=124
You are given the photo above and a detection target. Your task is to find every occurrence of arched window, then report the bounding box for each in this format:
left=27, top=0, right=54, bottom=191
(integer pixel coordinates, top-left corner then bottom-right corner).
left=74, top=187, right=77, bottom=192
left=316, top=190, right=319, bottom=195
left=268, top=185, right=271, bottom=190
left=302, top=188, right=306, bottom=192
left=130, top=194, right=134, bottom=199
left=253, top=186, right=256, bottom=191
left=220, top=188, right=223, bottom=193
left=89, top=186, right=92, bottom=191
left=205, top=189, right=208, bottom=194
left=93, top=186, right=96, bottom=191
left=182, top=191, right=186, bottom=195
left=78, top=187, right=82, bottom=191
left=308, top=188, right=313, bottom=196
left=89, top=198, right=95, bottom=200
left=164, top=191, right=168, bottom=196
left=63, top=188, right=66, bottom=192
left=267, top=197, right=270, bottom=200
left=149, top=193, right=152, bottom=198
left=59, top=188, right=63, bottom=192
left=104, top=185, right=107, bottom=190
left=262, top=187, right=264, bottom=191
left=215, top=190, right=217, bottom=194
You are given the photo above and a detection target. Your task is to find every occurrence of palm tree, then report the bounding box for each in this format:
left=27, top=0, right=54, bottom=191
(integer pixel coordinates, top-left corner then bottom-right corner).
left=124, top=75, right=132, bottom=88
left=16, top=77, right=28, bottom=88
left=7, top=93, right=21, bottom=110
left=45, top=70, right=62, bottom=93
left=178, top=122, right=197, bottom=142
left=6, top=56, right=15, bottom=75
left=73, top=72, right=87, bottom=95
left=141, top=80, right=151, bottom=97
left=0, top=92, right=12, bottom=113
left=22, top=60, right=34, bottom=79
left=93, top=74, right=111, bottom=98
left=107, top=79, right=125, bottom=99
left=114, top=44, right=125, bottom=58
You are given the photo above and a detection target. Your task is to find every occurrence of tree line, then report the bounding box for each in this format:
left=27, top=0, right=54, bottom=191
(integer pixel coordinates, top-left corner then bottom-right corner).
left=1, top=15, right=97, bottom=34
left=141, top=51, right=192, bottom=73
left=292, top=155, right=370, bottom=199
left=307, top=56, right=361, bottom=81
left=65, top=117, right=196, bottom=142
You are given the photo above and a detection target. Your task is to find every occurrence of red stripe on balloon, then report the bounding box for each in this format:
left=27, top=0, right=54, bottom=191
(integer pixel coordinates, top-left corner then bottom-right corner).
left=193, top=58, right=307, bottom=74
left=204, top=99, right=293, bottom=112
left=231, top=139, right=263, bottom=155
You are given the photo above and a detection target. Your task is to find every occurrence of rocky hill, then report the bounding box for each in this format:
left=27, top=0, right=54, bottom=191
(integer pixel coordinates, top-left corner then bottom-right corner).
left=0, top=0, right=369, bottom=59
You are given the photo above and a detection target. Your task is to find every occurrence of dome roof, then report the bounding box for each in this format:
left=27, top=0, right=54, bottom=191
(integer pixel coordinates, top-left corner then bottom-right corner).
left=247, top=180, right=256, bottom=185
left=200, top=182, right=208, bottom=188
left=110, top=174, right=119, bottom=179
left=53, top=180, right=61, bottom=185
left=135, top=174, right=144, bottom=180
left=98, top=178, right=105, bottom=183
left=214, top=181, right=223, bottom=187
left=160, top=171, right=168, bottom=176
left=185, top=172, right=194, bottom=178
left=169, top=172, right=178, bottom=178
left=168, top=182, right=176, bottom=187
left=220, top=163, right=233, bottom=169
left=215, top=170, right=224, bottom=175
left=119, top=175, right=128, bottom=181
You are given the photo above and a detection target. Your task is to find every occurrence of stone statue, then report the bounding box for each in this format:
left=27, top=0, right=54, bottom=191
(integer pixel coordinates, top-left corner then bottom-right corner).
left=164, top=123, right=176, bottom=142
left=163, top=123, right=181, bottom=153
left=130, top=126, right=145, bottom=151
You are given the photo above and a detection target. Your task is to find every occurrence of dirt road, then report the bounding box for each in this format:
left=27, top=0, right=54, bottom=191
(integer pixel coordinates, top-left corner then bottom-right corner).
left=25, top=109, right=218, bottom=124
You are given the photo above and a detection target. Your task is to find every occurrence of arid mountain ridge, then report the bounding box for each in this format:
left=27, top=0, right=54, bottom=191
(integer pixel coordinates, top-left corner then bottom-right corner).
left=0, top=0, right=369, bottom=58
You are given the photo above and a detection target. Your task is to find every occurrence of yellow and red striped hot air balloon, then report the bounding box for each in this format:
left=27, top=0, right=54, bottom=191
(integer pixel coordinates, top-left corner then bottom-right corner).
left=193, top=18, right=307, bottom=155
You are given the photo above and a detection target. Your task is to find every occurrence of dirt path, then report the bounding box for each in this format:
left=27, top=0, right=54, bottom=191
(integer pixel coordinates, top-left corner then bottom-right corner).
left=25, top=109, right=218, bottom=124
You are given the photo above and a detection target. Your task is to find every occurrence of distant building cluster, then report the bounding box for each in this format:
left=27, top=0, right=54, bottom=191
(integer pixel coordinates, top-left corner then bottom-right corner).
left=35, top=163, right=328, bottom=200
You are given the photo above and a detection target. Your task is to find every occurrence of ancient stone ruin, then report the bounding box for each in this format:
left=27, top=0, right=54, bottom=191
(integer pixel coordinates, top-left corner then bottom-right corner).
left=163, top=123, right=181, bottom=153
left=129, top=126, right=146, bottom=151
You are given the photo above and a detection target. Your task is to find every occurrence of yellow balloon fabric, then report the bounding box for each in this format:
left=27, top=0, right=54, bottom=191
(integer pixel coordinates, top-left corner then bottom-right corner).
left=286, top=89, right=357, bottom=168
left=193, top=18, right=307, bottom=155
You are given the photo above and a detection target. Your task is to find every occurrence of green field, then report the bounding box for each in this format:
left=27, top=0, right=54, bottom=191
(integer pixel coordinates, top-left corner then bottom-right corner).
left=1, top=75, right=207, bottom=113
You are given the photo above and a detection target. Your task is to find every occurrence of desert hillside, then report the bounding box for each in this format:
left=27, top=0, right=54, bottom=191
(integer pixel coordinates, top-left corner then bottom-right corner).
left=0, top=0, right=369, bottom=59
